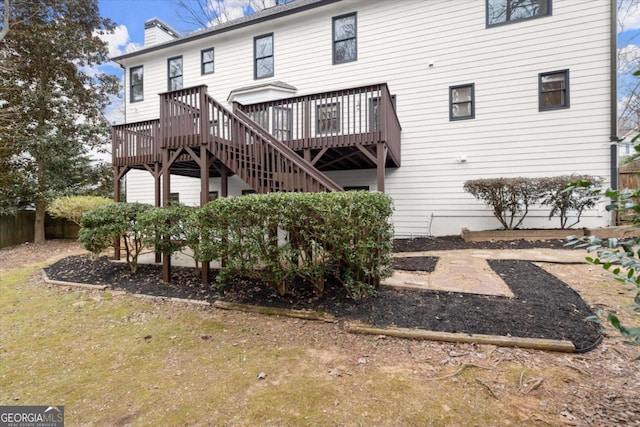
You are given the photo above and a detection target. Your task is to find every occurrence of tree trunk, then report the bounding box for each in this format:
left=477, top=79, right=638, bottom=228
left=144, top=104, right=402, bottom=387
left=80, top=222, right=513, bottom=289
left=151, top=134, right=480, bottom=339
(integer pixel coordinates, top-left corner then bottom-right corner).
left=34, top=200, right=46, bottom=243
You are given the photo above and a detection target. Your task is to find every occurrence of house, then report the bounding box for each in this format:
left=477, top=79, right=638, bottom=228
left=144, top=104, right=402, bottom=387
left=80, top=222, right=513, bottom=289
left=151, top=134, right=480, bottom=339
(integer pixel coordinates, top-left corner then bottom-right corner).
left=111, top=0, right=618, bottom=237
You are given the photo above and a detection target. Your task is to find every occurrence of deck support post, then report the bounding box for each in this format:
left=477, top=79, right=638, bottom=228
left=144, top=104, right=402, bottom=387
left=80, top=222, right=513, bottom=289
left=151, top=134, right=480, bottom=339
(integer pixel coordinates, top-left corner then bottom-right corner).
left=113, top=166, right=122, bottom=261
left=153, top=163, right=162, bottom=263
left=199, top=149, right=210, bottom=285
left=161, top=150, right=172, bottom=283
left=377, top=143, right=387, bottom=193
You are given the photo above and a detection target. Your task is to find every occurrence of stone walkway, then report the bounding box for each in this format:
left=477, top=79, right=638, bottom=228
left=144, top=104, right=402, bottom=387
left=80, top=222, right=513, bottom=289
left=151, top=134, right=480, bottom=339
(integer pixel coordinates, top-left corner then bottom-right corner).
left=384, top=249, right=586, bottom=297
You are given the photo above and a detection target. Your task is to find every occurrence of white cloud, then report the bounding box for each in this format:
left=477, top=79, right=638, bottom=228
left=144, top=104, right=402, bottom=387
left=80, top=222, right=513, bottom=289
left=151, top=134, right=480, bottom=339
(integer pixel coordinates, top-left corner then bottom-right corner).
left=96, top=25, right=141, bottom=59
left=619, top=43, right=640, bottom=74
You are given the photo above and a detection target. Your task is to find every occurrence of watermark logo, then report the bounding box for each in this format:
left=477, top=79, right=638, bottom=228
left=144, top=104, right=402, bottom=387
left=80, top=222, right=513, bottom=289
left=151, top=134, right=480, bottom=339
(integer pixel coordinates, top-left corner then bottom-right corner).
left=0, top=406, right=64, bottom=427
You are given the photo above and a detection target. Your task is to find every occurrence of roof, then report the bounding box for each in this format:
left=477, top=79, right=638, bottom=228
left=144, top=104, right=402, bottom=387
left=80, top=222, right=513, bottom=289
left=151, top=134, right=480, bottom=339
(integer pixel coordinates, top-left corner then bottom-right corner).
left=227, top=81, right=298, bottom=101
left=111, top=0, right=342, bottom=63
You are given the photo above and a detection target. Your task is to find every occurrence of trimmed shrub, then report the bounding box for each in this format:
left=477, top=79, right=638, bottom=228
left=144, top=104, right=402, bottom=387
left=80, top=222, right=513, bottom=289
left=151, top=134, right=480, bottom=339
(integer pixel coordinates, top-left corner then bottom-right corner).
left=538, top=175, right=603, bottom=229
left=48, top=196, right=113, bottom=226
left=138, top=204, right=201, bottom=274
left=464, top=176, right=602, bottom=230
left=195, top=191, right=394, bottom=299
left=463, top=177, right=543, bottom=230
left=79, top=202, right=152, bottom=273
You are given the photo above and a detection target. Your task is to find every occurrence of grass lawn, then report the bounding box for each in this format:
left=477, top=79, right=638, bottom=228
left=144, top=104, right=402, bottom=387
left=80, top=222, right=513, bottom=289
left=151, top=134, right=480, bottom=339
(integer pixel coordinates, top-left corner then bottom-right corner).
left=1, top=243, right=638, bottom=426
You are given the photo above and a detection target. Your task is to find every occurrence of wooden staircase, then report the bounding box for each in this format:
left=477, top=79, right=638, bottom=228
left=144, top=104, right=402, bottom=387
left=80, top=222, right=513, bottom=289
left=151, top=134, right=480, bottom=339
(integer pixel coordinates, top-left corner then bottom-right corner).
left=160, top=85, right=342, bottom=193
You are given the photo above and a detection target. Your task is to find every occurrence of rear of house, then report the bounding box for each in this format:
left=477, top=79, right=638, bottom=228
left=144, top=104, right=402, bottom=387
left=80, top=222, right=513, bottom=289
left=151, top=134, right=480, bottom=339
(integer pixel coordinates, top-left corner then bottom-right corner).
left=112, top=0, right=617, bottom=236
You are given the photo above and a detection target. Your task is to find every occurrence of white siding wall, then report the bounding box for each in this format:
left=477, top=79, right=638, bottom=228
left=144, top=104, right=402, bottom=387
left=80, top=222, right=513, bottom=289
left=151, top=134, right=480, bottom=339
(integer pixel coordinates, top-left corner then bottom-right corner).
left=121, top=0, right=614, bottom=236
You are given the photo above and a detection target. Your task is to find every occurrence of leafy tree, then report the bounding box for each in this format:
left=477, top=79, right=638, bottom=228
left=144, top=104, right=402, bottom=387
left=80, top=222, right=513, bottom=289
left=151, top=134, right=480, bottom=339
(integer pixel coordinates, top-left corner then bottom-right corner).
left=0, top=0, right=119, bottom=243
left=48, top=195, right=112, bottom=225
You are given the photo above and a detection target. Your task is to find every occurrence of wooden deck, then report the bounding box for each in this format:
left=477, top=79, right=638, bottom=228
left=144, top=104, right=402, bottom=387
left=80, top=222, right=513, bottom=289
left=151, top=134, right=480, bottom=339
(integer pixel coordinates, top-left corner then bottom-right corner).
left=112, top=83, right=401, bottom=172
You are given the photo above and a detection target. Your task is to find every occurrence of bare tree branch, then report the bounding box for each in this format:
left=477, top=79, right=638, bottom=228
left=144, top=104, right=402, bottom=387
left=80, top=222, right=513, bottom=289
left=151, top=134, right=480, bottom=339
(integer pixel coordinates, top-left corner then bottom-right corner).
left=175, top=0, right=293, bottom=29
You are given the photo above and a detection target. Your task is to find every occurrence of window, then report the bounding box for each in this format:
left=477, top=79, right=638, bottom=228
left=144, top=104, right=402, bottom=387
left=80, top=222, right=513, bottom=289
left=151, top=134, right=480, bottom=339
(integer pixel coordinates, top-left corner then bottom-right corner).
left=130, top=66, right=143, bottom=103
left=167, top=56, right=183, bottom=91
left=487, top=0, right=551, bottom=26
left=333, top=13, right=357, bottom=64
left=254, top=33, right=274, bottom=79
left=208, top=191, right=218, bottom=201
left=344, top=186, right=369, bottom=191
left=242, top=189, right=257, bottom=196
left=317, top=103, right=340, bottom=135
left=449, top=84, right=475, bottom=120
left=169, top=192, right=180, bottom=204
left=369, top=95, right=397, bottom=131
left=273, top=107, right=292, bottom=140
left=539, top=70, right=569, bottom=111
left=201, top=48, right=214, bottom=75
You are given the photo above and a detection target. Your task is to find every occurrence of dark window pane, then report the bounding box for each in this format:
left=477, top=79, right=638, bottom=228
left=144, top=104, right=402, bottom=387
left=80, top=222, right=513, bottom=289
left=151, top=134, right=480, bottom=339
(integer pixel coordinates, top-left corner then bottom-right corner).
left=202, top=49, right=214, bottom=63
left=539, top=70, right=568, bottom=110
left=132, top=85, right=144, bottom=101
left=488, top=0, right=549, bottom=25
left=256, top=57, right=274, bottom=78
left=169, top=58, right=182, bottom=77
left=334, top=16, right=355, bottom=40
left=334, top=39, right=356, bottom=63
left=255, top=36, right=273, bottom=57
left=203, top=62, right=214, bottom=74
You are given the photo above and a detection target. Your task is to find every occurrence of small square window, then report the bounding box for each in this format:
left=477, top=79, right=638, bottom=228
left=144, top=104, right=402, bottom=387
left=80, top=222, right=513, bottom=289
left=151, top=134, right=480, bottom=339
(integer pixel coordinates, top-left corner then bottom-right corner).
left=242, top=189, right=257, bottom=196
left=449, top=84, right=475, bottom=120
left=169, top=192, right=180, bottom=204
left=130, top=66, right=143, bottom=103
left=254, top=33, right=274, bottom=79
left=333, top=13, right=357, bottom=64
left=201, top=48, right=214, bottom=75
left=539, top=70, right=569, bottom=111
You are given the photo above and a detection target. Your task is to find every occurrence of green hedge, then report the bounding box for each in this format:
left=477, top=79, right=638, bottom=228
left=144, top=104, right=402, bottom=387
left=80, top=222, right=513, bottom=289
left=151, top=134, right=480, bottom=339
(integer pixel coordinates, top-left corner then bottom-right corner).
left=80, top=192, right=394, bottom=300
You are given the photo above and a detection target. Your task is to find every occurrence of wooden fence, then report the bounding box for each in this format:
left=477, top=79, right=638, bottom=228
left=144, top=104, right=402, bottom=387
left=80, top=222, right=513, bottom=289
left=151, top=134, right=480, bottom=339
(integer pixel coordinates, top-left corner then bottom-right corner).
left=0, top=212, right=79, bottom=249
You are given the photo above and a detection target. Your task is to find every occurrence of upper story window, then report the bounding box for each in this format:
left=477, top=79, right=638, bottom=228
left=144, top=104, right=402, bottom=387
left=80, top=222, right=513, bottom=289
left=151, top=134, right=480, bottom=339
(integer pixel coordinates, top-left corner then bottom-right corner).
left=254, top=33, right=274, bottom=79
left=201, top=48, right=214, bottom=75
left=487, top=0, right=551, bottom=26
left=449, top=84, right=475, bottom=120
left=539, top=70, right=569, bottom=111
left=168, top=56, right=183, bottom=91
left=333, top=13, right=357, bottom=64
left=130, top=66, right=143, bottom=103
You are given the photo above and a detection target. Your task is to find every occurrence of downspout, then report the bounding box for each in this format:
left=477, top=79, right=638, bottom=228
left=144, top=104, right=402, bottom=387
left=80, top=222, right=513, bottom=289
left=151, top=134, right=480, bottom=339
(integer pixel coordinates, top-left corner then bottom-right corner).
left=610, top=0, right=619, bottom=226
left=119, top=62, right=126, bottom=124
left=610, top=0, right=618, bottom=191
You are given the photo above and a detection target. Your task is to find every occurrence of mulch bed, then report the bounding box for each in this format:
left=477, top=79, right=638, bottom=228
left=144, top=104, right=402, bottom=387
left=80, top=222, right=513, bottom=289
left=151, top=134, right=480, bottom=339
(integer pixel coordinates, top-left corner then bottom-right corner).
left=44, top=236, right=601, bottom=352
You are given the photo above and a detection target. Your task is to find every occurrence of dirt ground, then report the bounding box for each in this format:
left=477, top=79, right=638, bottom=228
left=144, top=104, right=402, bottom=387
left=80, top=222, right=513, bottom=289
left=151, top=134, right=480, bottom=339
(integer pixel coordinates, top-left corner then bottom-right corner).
left=2, top=239, right=640, bottom=425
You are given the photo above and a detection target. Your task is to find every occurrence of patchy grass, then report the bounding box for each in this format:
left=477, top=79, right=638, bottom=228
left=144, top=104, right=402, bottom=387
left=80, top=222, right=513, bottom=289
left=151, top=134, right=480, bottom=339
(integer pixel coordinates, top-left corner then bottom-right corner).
left=1, top=242, right=638, bottom=426
left=0, top=264, right=536, bottom=426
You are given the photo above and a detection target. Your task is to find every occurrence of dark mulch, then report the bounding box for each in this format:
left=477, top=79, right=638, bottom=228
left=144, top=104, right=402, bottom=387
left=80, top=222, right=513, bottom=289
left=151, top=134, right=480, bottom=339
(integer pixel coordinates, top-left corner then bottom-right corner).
left=393, top=235, right=575, bottom=252
left=44, top=237, right=602, bottom=352
left=392, top=256, right=438, bottom=272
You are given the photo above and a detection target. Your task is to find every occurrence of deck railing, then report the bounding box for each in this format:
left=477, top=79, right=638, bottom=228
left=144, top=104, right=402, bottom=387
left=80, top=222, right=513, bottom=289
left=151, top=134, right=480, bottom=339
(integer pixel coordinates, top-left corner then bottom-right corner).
left=112, top=83, right=401, bottom=171
left=112, top=119, right=160, bottom=166
left=238, top=83, right=401, bottom=165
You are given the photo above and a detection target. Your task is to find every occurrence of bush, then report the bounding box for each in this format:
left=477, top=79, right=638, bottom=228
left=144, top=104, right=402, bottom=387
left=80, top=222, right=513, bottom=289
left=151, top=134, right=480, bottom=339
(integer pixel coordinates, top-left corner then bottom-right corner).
left=538, top=175, right=602, bottom=229
left=464, top=176, right=602, bottom=230
left=567, top=186, right=640, bottom=345
left=48, top=195, right=113, bottom=225
left=195, top=191, right=394, bottom=299
left=463, top=177, right=543, bottom=230
left=79, top=202, right=152, bottom=273
left=137, top=204, right=200, bottom=274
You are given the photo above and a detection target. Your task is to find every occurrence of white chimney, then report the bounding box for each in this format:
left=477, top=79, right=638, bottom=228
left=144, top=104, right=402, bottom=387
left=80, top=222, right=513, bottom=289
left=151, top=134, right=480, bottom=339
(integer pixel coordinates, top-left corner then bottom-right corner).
left=144, top=18, right=180, bottom=47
